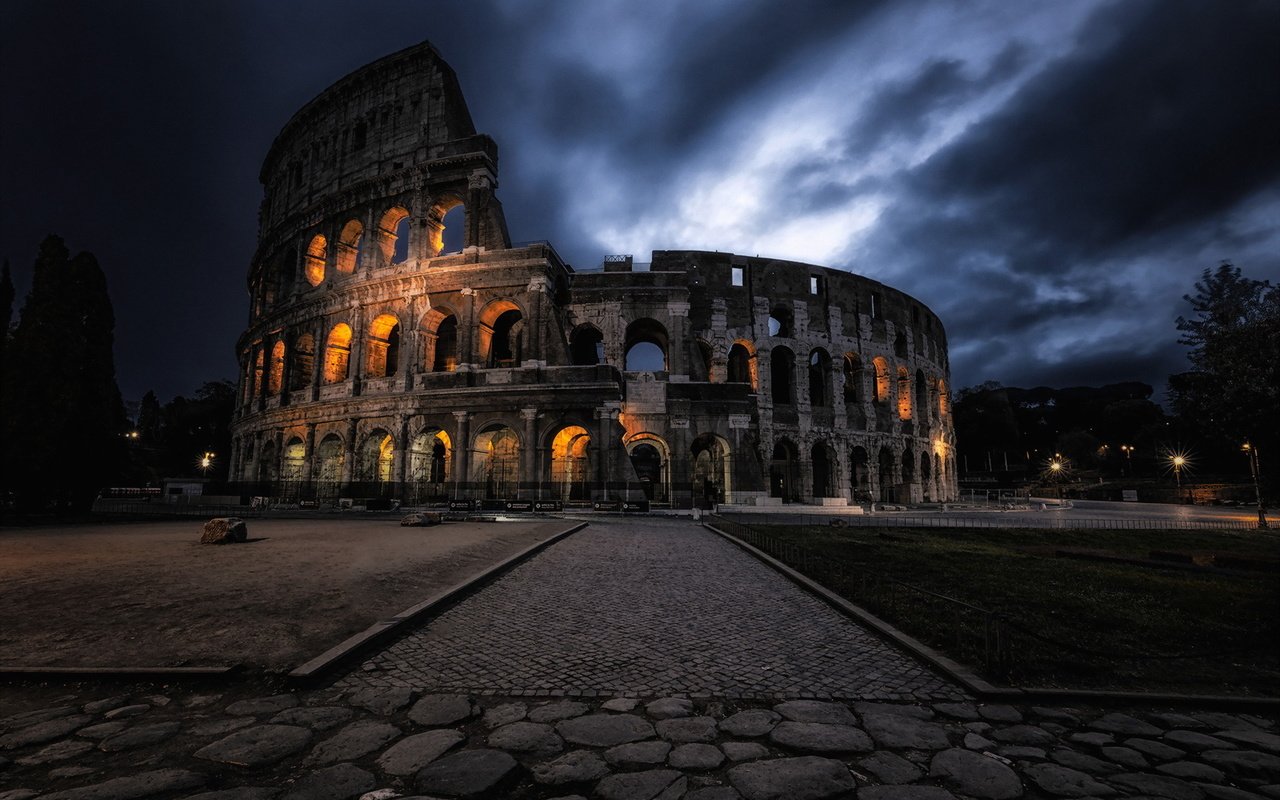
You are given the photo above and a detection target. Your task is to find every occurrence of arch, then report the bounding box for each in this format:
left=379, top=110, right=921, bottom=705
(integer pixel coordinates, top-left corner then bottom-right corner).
left=624, top=318, right=669, bottom=371
left=920, top=451, right=933, bottom=502
left=843, top=353, right=862, bottom=403
left=695, top=340, right=714, bottom=382
left=770, top=346, right=795, bottom=405
left=336, top=219, right=363, bottom=274
left=768, top=305, right=793, bottom=337
left=426, top=197, right=465, bottom=257
left=901, top=445, right=916, bottom=484
left=894, top=330, right=908, bottom=358
left=769, top=439, right=799, bottom=502
left=267, top=340, right=286, bottom=395
left=282, top=437, right=306, bottom=483
left=473, top=425, right=520, bottom=499
left=550, top=425, right=591, bottom=501
left=378, top=206, right=411, bottom=264
left=409, top=428, right=452, bottom=492
left=872, top=357, right=890, bottom=404
left=478, top=299, right=524, bottom=368
left=692, top=433, right=731, bottom=507
left=897, top=366, right=912, bottom=420
left=316, top=433, right=344, bottom=484
left=252, top=348, right=265, bottom=398
left=878, top=446, right=896, bottom=502
left=570, top=324, right=605, bottom=366
left=359, top=430, right=395, bottom=483
left=305, top=234, right=326, bottom=286
left=627, top=437, right=669, bottom=502
left=812, top=441, right=834, bottom=497
left=850, top=445, right=870, bottom=497
left=422, top=307, right=459, bottom=372
left=727, top=341, right=756, bottom=388
left=808, top=348, right=831, bottom=407
left=257, top=439, right=278, bottom=483
left=323, top=323, right=352, bottom=384
left=290, top=333, right=315, bottom=391
left=365, top=313, right=402, bottom=378
left=937, top=378, right=950, bottom=417
left=915, top=370, right=929, bottom=424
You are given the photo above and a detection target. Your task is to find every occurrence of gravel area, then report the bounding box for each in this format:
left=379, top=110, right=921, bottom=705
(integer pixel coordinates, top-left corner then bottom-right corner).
left=0, top=516, right=572, bottom=670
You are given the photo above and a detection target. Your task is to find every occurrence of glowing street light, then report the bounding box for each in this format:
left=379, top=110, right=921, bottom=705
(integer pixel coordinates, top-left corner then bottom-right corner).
left=1242, top=443, right=1269, bottom=529
left=1121, top=444, right=1134, bottom=476
left=199, top=451, right=216, bottom=474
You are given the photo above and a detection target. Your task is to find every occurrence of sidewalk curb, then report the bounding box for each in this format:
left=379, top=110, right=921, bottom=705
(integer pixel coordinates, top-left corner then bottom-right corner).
left=288, top=521, right=589, bottom=685
left=0, top=666, right=240, bottom=680
left=704, top=522, right=1280, bottom=712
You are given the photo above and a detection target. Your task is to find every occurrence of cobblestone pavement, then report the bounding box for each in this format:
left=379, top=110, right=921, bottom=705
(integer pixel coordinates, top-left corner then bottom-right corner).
left=336, top=517, right=959, bottom=701
left=2, top=683, right=1278, bottom=799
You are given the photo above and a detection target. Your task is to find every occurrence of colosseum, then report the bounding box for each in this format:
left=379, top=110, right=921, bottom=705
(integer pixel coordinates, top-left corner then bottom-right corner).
left=229, top=41, right=958, bottom=510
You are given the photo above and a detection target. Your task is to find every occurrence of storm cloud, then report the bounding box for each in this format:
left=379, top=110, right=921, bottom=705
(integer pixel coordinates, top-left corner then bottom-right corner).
left=2, top=0, right=1277, bottom=403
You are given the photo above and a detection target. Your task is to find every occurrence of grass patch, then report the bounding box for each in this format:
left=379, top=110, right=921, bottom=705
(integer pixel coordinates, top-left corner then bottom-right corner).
left=724, top=520, right=1280, bottom=696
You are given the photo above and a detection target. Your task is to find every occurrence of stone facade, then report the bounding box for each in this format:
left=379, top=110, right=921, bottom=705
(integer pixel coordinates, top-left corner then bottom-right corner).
left=230, top=41, right=957, bottom=507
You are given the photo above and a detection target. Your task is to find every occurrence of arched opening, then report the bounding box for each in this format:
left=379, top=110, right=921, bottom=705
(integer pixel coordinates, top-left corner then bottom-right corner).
left=252, top=348, right=264, bottom=399
left=290, top=334, right=315, bottom=391
left=258, top=440, right=278, bottom=484
left=569, top=325, right=605, bottom=366
left=769, top=439, right=798, bottom=502
left=441, top=205, right=465, bottom=255
left=282, top=438, right=306, bottom=484
left=336, top=219, right=364, bottom=274
left=727, top=342, right=755, bottom=387
left=624, top=318, right=669, bottom=372
left=409, top=429, right=451, bottom=497
left=628, top=441, right=667, bottom=502
left=843, top=354, right=862, bottom=403
left=473, top=425, right=520, bottom=499
left=872, top=357, right=890, bottom=404
left=920, top=452, right=933, bottom=502
left=878, top=446, right=896, bottom=502
left=696, top=340, right=714, bottom=382
left=812, top=442, right=833, bottom=498
left=897, top=366, right=912, bottom=420
left=915, top=370, right=929, bottom=424
left=768, top=305, right=793, bottom=337
left=850, top=446, right=869, bottom=498
left=267, top=340, right=286, bottom=395
left=323, top=323, right=352, bottom=384
left=316, top=434, right=344, bottom=485
left=901, top=445, right=915, bottom=486
left=808, top=349, right=831, bottom=407
left=478, top=300, right=523, bottom=368
left=359, top=431, right=395, bottom=484
left=551, top=426, right=591, bottom=501
left=770, top=346, right=795, bottom=405
left=692, top=434, right=731, bottom=508
left=937, top=378, right=950, bottom=417
left=365, top=314, right=401, bottom=378
left=424, top=310, right=459, bottom=372
left=378, top=206, right=411, bottom=265
left=894, top=330, right=908, bottom=358
left=305, top=234, right=326, bottom=286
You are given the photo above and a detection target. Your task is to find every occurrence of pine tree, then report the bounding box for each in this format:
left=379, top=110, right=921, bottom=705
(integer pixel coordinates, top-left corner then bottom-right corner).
left=2, top=236, right=128, bottom=512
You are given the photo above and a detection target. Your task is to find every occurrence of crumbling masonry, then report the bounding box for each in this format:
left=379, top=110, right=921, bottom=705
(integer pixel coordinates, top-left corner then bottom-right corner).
left=230, top=41, right=958, bottom=508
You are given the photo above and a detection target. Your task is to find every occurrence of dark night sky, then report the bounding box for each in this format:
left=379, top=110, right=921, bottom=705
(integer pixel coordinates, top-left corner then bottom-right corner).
left=3, top=0, right=1278, bottom=407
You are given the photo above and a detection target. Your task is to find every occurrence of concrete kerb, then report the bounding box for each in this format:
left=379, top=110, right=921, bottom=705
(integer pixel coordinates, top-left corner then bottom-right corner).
left=702, top=521, right=1280, bottom=713
left=0, top=666, right=241, bottom=680
left=288, top=520, right=589, bottom=685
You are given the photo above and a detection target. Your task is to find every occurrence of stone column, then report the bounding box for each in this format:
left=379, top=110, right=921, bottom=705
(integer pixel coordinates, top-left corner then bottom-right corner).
left=667, top=300, right=691, bottom=377
left=302, top=423, right=317, bottom=487
left=311, top=318, right=325, bottom=402
left=453, top=411, right=471, bottom=498
left=521, top=408, right=538, bottom=498
left=526, top=275, right=549, bottom=367
left=280, top=332, right=293, bottom=406
left=394, top=415, right=411, bottom=488
left=349, top=307, right=366, bottom=395
left=459, top=288, right=477, bottom=370
left=342, top=418, right=358, bottom=485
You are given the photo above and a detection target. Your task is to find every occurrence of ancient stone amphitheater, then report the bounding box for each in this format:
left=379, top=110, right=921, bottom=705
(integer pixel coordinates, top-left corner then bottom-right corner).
left=230, top=41, right=957, bottom=509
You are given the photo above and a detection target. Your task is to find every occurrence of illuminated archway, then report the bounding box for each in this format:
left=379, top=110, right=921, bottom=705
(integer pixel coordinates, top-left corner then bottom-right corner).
left=897, top=366, right=912, bottom=420
left=692, top=433, right=732, bottom=507
left=366, top=313, right=401, bottom=378
left=323, top=323, right=352, bottom=383
left=478, top=300, right=523, bottom=368
left=282, top=438, right=306, bottom=483
left=550, top=426, right=591, bottom=501
left=409, top=429, right=452, bottom=498
left=727, top=341, right=756, bottom=388
left=378, top=206, right=411, bottom=264
left=305, top=234, right=326, bottom=286
left=267, top=340, right=286, bottom=395
left=359, top=430, right=395, bottom=484
left=872, top=357, right=890, bottom=404
left=315, top=434, right=344, bottom=486
left=336, top=219, right=363, bottom=274
left=473, top=425, right=520, bottom=499
left=627, top=436, right=669, bottom=502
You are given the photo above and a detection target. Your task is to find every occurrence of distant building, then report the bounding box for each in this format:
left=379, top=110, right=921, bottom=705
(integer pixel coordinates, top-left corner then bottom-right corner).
left=229, top=41, right=957, bottom=507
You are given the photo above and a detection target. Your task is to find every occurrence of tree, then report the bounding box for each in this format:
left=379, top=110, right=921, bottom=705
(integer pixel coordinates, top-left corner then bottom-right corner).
left=1171, top=262, right=1280, bottom=466
left=1, top=236, right=128, bottom=512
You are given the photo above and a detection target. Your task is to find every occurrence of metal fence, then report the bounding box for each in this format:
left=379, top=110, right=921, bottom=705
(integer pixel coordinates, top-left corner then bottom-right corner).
left=722, top=510, right=1262, bottom=531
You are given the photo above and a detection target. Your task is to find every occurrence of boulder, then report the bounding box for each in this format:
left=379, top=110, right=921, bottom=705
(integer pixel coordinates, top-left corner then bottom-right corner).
left=401, top=512, right=443, bottom=527
left=201, top=517, right=247, bottom=544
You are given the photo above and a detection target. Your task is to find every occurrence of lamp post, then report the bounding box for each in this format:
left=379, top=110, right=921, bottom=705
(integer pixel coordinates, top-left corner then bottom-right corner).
left=1242, top=443, right=1269, bottom=529
left=1049, top=457, right=1063, bottom=502
left=1121, top=445, right=1134, bottom=476
left=1171, top=454, right=1185, bottom=501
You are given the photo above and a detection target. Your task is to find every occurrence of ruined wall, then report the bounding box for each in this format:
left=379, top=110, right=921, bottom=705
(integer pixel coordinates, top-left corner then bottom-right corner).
left=230, top=41, right=957, bottom=507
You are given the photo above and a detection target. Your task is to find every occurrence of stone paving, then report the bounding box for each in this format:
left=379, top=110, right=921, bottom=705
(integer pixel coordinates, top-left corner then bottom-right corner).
left=336, top=517, right=957, bottom=701
left=2, top=685, right=1278, bottom=799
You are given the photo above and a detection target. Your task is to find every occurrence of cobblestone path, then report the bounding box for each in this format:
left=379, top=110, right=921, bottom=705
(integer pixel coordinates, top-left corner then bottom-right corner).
left=337, top=517, right=961, bottom=701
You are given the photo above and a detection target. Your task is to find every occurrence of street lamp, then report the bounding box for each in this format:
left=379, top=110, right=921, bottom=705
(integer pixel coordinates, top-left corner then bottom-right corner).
left=1242, top=443, right=1269, bottom=529
left=1047, top=455, right=1065, bottom=502
left=199, top=452, right=216, bottom=474
left=1121, top=445, right=1134, bottom=476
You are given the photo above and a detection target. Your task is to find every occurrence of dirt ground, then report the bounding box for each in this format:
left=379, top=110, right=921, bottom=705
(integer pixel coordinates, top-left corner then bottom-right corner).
left=0, top=516, right=576, bottom=671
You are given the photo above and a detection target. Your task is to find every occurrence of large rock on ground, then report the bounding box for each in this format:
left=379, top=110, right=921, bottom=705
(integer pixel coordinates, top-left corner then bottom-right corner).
left=558, top=714, right=654, bottom=747
left=415, top=749, right=519, bottom=797
left=378, top=729, right=464, bottom=776
left=862, top=712, right=951, bottom=750
left=39, top=769, right=207, bottom=800
left=201, top=517, right=247, bottom=544
left=193, top=724, right=311, bottom=767
left=401, top=512, right=443, bottom=527
left=930, top=747, right=1024, bottom=799
left=768, top=721, right=873, bottom=754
